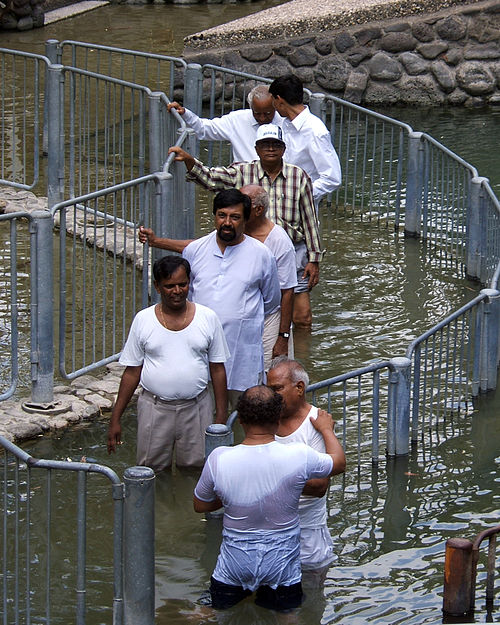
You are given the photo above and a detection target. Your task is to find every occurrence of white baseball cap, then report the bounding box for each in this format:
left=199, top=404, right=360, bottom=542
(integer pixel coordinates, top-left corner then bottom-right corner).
left=255, top=124, right=285, bottom=145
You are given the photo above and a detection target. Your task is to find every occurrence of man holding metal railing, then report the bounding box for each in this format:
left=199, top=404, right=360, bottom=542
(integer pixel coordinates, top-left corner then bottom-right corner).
left=168, top=123, right=322, bottom=329
left=267, top=357, right=346, bottom=587
left=167, top=84, right=280, bottom=163
left=139, top=185, right=297, bottom=371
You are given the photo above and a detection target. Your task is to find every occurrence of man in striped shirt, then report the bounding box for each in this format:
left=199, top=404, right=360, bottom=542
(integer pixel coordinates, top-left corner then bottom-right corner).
left=168, top=124, right=323, bottom=328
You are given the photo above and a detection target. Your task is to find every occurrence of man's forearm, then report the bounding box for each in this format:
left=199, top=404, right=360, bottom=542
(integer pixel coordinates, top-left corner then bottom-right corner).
left=209, top=362, right=228, bottom=424
left=151, top=238, right=192, bottom=253
left=278, top=288, right=293, bottom=334
left=322, top=429, right=346, bottom=476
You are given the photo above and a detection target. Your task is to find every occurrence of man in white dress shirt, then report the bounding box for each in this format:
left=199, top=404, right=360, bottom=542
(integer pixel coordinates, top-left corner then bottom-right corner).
left=167, top=85, right=280, bottom=163
left=267, top=356, right=346, bottom=585
left=269, top=74, right=342, bottom=210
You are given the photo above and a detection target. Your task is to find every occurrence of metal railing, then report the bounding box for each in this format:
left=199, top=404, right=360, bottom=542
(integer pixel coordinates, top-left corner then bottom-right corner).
left=0, top=43, right=500, bottom=457
left=47, top=39, right=187, bottom=100
left=0, top=434, right=155, bottom=625
left=0, top=49, right=46, bottom=193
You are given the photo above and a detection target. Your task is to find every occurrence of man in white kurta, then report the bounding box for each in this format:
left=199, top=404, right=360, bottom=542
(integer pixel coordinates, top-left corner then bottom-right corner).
left=182, top=189, right=280, bottom=394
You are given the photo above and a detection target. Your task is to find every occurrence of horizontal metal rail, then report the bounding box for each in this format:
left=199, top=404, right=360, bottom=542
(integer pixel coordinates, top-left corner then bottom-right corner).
left=0, top=433, right=124, bottom=625
left=306, top=361, right=393, bottom=461
left=0, top=48, right=47, bottom=192
left=52, top=39, right=186, bottom=99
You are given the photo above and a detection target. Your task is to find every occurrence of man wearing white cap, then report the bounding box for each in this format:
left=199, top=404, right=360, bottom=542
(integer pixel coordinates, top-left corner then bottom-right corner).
left=169, top=124, right=322, bottom=328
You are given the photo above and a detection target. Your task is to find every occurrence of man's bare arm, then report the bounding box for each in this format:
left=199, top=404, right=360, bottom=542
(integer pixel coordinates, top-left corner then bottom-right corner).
left=168, top=146, right=195, bottom=171
left=311, top=409, right=346, bottom=476
left=107, top=365, right=142, bottom=454
left=193, top=494, right=223, bottom=513
left=209, top=361, right=228, bottom=425
left=272, top=287, right=294, bottom=359
left=138, top=227, right=193, bottom=253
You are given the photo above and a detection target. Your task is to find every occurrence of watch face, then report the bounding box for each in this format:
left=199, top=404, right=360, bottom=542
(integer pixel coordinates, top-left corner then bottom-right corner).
left=280, top=332, right=290, bottom=338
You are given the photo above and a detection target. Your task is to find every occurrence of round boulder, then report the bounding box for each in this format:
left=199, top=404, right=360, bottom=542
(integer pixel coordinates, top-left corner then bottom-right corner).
left=456, top=62, right=496, bottom=95
left=368, top=52, right=403, bottom=81
left=315, top=57, right=350, bottom=92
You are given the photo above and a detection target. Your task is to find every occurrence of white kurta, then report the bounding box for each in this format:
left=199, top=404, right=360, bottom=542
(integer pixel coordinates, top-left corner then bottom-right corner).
left=183, top=232, right=280, bottom=391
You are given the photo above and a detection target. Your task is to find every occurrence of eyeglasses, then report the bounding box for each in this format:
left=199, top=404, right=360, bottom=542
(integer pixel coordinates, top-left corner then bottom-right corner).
left=256, top=140, right=285, bottom=150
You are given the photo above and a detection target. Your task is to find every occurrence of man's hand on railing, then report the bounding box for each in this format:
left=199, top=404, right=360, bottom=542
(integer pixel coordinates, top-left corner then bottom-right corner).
left=167, top=101, right=186, bottom=116
left=168, top=146, right=195, bottom=172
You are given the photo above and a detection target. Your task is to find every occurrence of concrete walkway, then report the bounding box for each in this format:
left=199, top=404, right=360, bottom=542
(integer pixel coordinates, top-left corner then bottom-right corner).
left=44, top=0, right=108, bottom=25
left=185, top=0, right=483, bottom=48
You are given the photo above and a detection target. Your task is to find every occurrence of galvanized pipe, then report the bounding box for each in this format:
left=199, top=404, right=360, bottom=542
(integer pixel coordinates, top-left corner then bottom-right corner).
left=30, top=210, right=54, bottom=404
left=123, top=466, right=155, bottom=625
left=387, top=357, right=411, bottom=456
left=404, top=132, right=424, bottom=238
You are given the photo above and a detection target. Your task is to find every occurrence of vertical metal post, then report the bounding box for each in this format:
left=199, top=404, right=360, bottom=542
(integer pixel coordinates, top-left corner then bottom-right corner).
left=44, top=39, right=59, bottom=64
left=205, top=424, right=233, bottom=459
left=148, top=92, right=163, bottom=175
left=443, top=537, right=474, bottom=616
left=30, top=210, right=54, bottom=404
left=46, top=63, right=64, bottom=210
left=43, top=41, right=59, bottom=156
left=183, top=63, right=203, bottom=117
left=479, top=289, right=500, bottom=392
left=466, top=177, right=488, bottom=282
left=309, top=92, right=325, bottom=121
left=123, top=466, right=155, bottom=625
left=404, top=132, right=423, bottom=238
left=76, top=471, right=87, bottom=625
left=387, top=357, right=411, bottom=456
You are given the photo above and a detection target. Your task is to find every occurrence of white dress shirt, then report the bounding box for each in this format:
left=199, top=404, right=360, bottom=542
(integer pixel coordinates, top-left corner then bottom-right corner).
left=281, top=106, right=342, bottom=203
left=182, top=108, right=283, bottom=163
left=183, top=231, right=281, bottom=391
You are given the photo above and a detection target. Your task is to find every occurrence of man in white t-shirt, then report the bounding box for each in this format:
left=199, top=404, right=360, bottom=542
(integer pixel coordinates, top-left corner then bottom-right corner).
left=267, top=357, right=346, bottom=582
left=107, top=255, right=229, bottom=472
left=193, top=385, right=343, bottom=611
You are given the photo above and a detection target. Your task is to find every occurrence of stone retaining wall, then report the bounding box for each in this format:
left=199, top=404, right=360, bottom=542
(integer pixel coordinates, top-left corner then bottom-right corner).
left=184, top=0, right=500, bottom=107
left=0, top=0, right=45, bottom=30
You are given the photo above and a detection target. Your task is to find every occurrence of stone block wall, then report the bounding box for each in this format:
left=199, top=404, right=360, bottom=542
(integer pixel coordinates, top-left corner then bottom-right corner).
left=0, top=0, right=45, bottom=30
left=184, top=0, right=500, bottom=107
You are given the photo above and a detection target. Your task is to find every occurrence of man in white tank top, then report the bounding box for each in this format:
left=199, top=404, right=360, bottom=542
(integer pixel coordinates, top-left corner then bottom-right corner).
left=267, top=357, right=346, bottom=583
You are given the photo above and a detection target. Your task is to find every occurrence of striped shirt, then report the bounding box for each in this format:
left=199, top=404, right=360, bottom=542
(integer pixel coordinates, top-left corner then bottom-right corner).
left=186, top=159, right=323, bottom=263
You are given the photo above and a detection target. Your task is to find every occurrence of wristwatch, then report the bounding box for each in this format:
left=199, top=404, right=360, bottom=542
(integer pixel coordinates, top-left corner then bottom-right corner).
left=278, top=332, right=290, bottom=339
